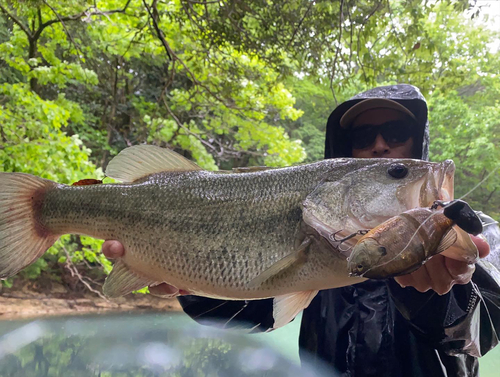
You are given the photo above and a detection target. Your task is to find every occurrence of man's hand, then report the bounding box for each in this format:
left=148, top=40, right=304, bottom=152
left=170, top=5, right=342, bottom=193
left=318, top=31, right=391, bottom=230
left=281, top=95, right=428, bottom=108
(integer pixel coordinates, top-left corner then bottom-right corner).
left=394, top=235, right=490, bottom=295
left=101, top=240, right=189, bottom=297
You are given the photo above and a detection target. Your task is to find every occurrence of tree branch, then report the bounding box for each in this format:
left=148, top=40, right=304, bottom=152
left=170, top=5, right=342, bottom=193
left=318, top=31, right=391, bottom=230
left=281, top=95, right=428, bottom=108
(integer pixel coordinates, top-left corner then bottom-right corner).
left=37, top=8, right=43, bottom=31
left=143, top=0, right=242, bottom=109
left=386, top=1, right=408, bottom=63
left=160, top=92, right=218, bottom=152
left=329, top=0, right=344, bottom=106
left=143, top=0, right=173, bottom=60
left=485, top=187, right=497, bottom=204
left=42, top=0, right=82, bottom=56
left=34, top=0, right=133, bottom=41
left=184, top=0, right=221, bottom=5
left=287, top=0, right=315, bottom=48
left=160, top=87, right=266, bottom=161
left=354, top=2, right=382, bottom=83
left=62, top=246, right=113, bottom=303
left=0, top=3, right=32, bottom=37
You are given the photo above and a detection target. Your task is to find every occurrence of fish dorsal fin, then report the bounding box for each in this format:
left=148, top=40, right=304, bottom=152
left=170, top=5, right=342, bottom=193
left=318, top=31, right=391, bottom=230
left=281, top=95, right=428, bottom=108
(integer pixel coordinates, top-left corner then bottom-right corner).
left=247, top=237, right=311, bottom=288
left=105, top=145, right=202, bottom=182
left=102, top=260, right=156, bottom=298
left=271, top=290, right=318, bottom=329
left=436, top=228, right=458, bottom=255
left=441, top=226, right=479, bottom=263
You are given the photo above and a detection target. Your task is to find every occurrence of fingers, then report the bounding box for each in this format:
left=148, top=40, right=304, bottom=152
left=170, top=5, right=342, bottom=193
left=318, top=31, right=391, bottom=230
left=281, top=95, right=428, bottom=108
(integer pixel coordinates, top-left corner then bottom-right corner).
left=149, top=284, right=190, bottom=297
left=425, top=255, right=454, bottom=295
left=394, top=255, right=475, bottom=295
left=403, top=261, right=433, bottom=293
left=394, top=266, right=431, bottom=293
left=444, top=257, right=475, bottom=285
left=149, top=284, right=179, bottom=297
left=394, top=274, right=413, bottom=288
left=470, top=234, right=490, bottom=259
left=101, top=240, right=125, bottom=259
left=100, top=241, right=188, bottom=299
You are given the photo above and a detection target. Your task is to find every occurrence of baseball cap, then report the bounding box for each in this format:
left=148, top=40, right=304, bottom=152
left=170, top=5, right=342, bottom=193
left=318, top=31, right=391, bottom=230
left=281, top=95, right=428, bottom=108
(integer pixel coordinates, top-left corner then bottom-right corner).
left=339, top=98, right=417, bottom=128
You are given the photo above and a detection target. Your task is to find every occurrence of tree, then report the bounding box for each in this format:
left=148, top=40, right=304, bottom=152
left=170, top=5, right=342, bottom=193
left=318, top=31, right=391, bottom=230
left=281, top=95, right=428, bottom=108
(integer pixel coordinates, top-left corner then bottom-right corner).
left=0, top=0, right=498, bottom=286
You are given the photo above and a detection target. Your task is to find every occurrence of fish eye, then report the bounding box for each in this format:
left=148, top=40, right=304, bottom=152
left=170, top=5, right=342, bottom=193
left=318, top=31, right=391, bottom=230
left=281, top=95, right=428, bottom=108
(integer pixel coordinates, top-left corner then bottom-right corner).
left=388, top=163, right=408, bottom=179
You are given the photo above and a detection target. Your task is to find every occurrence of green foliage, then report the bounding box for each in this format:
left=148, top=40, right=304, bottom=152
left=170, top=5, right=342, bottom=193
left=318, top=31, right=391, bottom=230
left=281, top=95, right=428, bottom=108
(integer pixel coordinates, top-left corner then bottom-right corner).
left=282, top=78, right=336, bottom=162
left=283, top=0, right=500, bottom=216
left=0, top=81, right=102, bottom=280
left=429, top=87, right=500, bottom=217
left=0, top=0, right=308, bottom=283
left=0, top=0, right=498, bottom=287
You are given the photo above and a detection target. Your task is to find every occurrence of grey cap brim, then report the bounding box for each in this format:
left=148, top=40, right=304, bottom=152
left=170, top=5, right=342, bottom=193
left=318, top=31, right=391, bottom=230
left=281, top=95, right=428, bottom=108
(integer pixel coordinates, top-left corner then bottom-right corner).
left=339, top=98, right=417, bottom=128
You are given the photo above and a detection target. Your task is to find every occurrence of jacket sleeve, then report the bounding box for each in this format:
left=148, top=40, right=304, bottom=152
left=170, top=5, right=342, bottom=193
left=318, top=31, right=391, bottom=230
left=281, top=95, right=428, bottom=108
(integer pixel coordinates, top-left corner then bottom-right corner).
left=387, top=213, right=500, bottom=357
left=177, top=295, right=276, bottom=333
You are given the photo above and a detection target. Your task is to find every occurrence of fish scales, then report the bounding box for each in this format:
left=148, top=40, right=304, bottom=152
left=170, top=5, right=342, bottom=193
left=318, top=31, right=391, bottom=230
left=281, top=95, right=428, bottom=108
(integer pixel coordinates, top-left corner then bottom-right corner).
left=0, top=144, right=455, bottom=319
left=38, top=160, right=344, bottom=299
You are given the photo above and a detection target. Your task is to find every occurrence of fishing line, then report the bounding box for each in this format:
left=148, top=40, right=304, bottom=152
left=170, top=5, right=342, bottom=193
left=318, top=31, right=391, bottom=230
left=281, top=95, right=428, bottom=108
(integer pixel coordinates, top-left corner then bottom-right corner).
left=222, top=301, right=249, bottom=329
left=359, top=164, right=500, bottom=275
left=191, top=300, right=228, bottom=319
left=456, top=166, right=500, bottom=203
left=483, top=222, right=499, bottom=228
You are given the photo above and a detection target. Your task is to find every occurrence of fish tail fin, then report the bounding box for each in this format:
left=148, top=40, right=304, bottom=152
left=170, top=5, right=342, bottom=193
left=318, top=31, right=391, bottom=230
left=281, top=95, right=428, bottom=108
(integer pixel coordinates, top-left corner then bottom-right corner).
left=0, top=173, right=58, bottom=278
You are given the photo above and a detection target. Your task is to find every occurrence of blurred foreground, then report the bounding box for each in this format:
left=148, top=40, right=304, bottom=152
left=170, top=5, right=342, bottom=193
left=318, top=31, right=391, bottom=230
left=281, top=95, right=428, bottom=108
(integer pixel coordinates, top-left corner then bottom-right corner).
left=0, top=311, right=498, bottom=376
left=0, top=313, right=334, bottom=377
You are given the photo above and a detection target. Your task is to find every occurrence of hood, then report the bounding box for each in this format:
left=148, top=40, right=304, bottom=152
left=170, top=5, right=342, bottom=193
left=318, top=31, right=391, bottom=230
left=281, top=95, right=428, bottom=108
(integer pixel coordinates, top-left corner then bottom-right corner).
left=324, top=84, right=429, bottom=161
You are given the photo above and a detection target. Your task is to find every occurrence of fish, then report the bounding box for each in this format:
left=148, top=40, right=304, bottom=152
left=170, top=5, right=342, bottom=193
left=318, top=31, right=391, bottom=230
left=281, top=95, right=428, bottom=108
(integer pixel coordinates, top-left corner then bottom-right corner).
left=347, top=200, right=483, bottom=279
left=0, top=145, right=454, bottom=328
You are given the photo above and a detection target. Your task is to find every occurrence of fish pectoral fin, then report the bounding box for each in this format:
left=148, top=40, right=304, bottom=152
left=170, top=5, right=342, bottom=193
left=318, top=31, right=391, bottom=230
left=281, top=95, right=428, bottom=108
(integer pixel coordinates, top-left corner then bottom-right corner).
left=440, top=226, right=479, bottom=263
left=436, top=227, right=458, bottom=255
left=105, top=145, right=202, bottom=182
left=247, top=237, right=311, bottom=288
left=102, top=260, right=156, bottom=298
left=271, top=290, right=319, bottom=330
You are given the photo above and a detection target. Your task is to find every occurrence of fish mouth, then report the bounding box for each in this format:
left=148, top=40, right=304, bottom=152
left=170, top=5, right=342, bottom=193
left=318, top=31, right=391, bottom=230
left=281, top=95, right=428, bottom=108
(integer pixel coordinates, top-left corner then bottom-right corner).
left=417, top=160, right=455, bottom=207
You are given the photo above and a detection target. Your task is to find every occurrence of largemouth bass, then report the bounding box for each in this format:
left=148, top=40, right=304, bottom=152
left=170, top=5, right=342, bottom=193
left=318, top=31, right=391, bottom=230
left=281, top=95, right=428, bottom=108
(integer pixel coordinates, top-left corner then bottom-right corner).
left=0, top=145, right=454, bottom=328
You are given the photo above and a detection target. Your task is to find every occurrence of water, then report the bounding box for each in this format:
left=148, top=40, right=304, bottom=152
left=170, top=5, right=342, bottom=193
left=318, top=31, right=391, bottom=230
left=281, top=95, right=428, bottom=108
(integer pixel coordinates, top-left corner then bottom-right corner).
left=0, top=311, right=498, bottom=376
left=0, top=312, right=331, bottom=377
left=480, top=343, right=500, bottom=377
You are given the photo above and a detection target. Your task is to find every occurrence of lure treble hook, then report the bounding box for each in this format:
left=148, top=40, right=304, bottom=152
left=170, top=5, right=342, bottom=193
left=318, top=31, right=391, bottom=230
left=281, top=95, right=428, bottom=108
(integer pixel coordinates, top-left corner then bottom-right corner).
left=329, top=229, right=370, bottom=252
left=430, top=200, right=449, bottom=210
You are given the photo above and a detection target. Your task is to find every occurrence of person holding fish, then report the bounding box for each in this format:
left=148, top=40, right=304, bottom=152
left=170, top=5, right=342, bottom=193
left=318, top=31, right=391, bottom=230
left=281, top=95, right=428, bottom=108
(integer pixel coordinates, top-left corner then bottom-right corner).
left=1, top=83, right=498, bottom=376
left=100, top=84, right=500, bottom=377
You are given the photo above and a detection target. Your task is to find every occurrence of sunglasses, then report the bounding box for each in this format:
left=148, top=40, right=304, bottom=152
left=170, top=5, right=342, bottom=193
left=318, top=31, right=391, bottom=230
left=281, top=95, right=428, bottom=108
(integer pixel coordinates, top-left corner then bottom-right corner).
left=350, top=121, right=414, bottom=150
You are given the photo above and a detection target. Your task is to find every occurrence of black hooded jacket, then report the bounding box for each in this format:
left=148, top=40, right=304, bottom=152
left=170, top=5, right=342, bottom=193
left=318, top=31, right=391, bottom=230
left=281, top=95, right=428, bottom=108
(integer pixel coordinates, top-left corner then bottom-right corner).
left=179, top=84, right=500, bottom=377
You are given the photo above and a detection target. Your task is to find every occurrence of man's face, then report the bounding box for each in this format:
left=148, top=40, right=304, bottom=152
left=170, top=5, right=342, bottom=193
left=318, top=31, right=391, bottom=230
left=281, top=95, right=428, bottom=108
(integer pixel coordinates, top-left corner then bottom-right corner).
left=351, top=108, right=415, bottom=159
